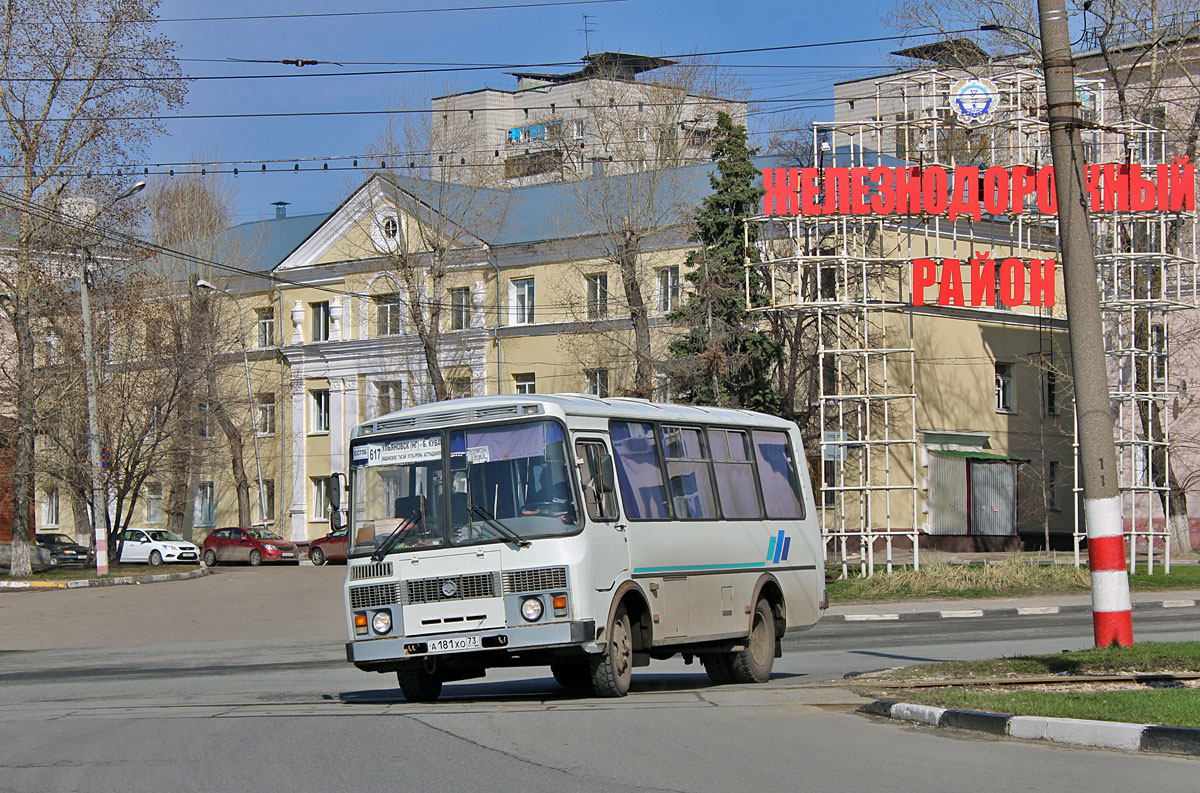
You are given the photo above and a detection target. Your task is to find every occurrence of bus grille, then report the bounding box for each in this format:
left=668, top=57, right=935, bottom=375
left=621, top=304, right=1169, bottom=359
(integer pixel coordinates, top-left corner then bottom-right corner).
left=403, top=572, right=499, bottom=605
left=503, top=567, right=568, bottom=594
left=349, top=582, right=402, bottom=609
left=349, top=562, right=393, bottom=581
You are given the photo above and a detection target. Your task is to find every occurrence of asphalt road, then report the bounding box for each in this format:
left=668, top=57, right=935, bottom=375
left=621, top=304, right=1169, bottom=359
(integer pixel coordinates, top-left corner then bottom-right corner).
left=1, top=566, right=1197, bottom=792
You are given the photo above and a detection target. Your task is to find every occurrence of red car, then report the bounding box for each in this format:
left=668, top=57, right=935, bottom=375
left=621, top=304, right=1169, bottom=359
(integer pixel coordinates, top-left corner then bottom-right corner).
left=307, top=528, right=349, bottom=565
left=201, top=527, right=299, bottom=567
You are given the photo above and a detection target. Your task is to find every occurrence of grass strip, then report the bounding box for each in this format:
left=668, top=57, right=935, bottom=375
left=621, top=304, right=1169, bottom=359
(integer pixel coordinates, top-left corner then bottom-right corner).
left=898, top=687, right=1200, bottom=728
left=828, top=559, right=1200, bottom=603
left=880, top=641, right=1200, bottom=681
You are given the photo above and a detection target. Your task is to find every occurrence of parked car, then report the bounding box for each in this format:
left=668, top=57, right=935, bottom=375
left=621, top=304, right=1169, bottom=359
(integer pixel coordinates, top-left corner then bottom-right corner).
left=307, top=528, right=349, bottom=565
left=201, top=527, right=298, bottom=567
left=118, top=529, right=200, bottom=566
left=35, top=533, right=91, bottom=566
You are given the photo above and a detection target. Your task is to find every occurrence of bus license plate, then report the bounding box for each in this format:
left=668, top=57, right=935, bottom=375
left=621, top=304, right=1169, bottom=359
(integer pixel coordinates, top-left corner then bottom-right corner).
left=428, top=636, right=482, bottom=653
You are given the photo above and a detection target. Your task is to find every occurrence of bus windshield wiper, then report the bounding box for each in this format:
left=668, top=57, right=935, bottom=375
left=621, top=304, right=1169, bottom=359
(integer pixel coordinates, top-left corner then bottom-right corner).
left=468, top=504, right=531, bottom=548
left=371, top=509, right=422, bottom=561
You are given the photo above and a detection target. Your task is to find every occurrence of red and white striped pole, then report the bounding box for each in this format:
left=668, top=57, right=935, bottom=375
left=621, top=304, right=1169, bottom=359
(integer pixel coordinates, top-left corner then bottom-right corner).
left=1039, top=0, right=1133, bottom=647
left=1084, top=496, right=1134, bottom=646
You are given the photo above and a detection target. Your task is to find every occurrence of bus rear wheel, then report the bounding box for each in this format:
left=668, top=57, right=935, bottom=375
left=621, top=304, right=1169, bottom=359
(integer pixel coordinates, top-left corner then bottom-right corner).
left=397, top=668, right=443, bottom=702
left=703, top=598, right=775, bottom=685
left=590, top=605, right=633, bottom=697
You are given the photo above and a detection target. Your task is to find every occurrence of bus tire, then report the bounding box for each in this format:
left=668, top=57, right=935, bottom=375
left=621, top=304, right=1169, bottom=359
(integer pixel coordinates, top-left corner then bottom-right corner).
left=590, top=604, right=633, bottom=697
left=729, top=598, right=775, bottom=684
left=550, top=661, right=592, bottom=689
left=397, top=668, right=443, bottom=702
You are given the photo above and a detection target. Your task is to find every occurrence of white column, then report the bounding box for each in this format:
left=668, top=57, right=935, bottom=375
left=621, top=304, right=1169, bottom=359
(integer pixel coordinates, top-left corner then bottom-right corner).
left=289, top=374, right=308, bottom=541
left=330, top=378, right=345, bottom=478
left=329, top=296, right=343, bottom=341
left=290, top=300, right=305, bottom=345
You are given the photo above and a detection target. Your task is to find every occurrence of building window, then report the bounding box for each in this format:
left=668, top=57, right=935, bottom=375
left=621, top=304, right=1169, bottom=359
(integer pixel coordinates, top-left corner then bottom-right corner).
left=376, top=293, right=403, bottom=337
left=311, top=389, right=330, bottom=433
left=570, top=119, right=584, bottom=137
left=513, top=373, right=536, bottom=394
left=145, top=483, right=162, bottom=524
left=256, top=307, right=275, bottom=347
left=256, top=393, right=276, bottom=436
left=586, top=368, right=610, bottom=398
left=198, top=402, right=214, bottom=439
left=311, top=301, right=330, bottom=342
left=448, top=376, right=472, bottom=400
left=821, top=460, right=838, bottom=508
left=377, top=380, right=404, bottom=416
left=995, top=363, right=1014, bottom=412
left=1045, top=370, right=1058, bottom=416
left=194, top=481, right=215, bottom=527
left=312, top=477, right=331, bottom=520
left=449, top=287, right=471, bottom=330
left=259, top=480, right=275, bottom=523
left=1048, top=461, right=1061, bottom=511
left=657, top=266, right=680, bottom=314
left=512, top=278, right=535, bottom=325
left=1139, top=106, right=1166, bottom=164
left=586, top=273, right=608, bottom=320
left=43, top=487, right=60, bottom=527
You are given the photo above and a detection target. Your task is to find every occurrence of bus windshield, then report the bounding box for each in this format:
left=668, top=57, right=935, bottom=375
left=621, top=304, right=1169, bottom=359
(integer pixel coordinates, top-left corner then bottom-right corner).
left=348, top=420, right=578, bottom=556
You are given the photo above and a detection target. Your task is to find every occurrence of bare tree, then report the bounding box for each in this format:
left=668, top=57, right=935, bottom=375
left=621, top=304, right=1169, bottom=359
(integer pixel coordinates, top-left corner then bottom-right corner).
left=0, top=0, right=184, bottom=576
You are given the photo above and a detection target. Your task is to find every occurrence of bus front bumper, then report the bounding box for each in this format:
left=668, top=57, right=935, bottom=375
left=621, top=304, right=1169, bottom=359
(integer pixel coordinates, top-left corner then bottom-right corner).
left=346, top=619, right=596, bottom=665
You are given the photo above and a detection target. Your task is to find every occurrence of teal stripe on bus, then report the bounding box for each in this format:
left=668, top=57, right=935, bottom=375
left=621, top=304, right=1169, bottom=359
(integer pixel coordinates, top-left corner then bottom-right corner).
left=632, top=562, right=768, bottom=574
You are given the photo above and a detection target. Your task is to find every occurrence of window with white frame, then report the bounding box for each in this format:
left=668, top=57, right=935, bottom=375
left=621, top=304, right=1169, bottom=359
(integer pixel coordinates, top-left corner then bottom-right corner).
left=449, top=287, right=471, bottom=330
left=43, top=487, right=60, bottom=527
left=512, top=278, right=535, bottom=325
left=448, top=376, right=472, bottom=400
left=256, top=307, right=275, bottom=347
left=256, top=393, right=276, bottom=436
left=311, top=301, right=331, bottom=342
left=194, top=481, right=215, bottom=527
left=586, top=273, right=608, bottom=320
left=995, top=363, right=1014, bottom=412
left=1151, top=323, right=1167, bottom=384
left=259, top=480, right=275, bottom=523
left=312, top=477, right=332, bottom=520
left=311, top=389, right=330, bottom=433
left=198, top=402, right=214, bottom=439
left=657, top=266, right=680, bottom=314
left=376, top=293, right=403, bottom=336
left=376, top=380, right=404, bottom=416
left=513, top=373, right=536, bottom=394
left=586, top=368, right=610, bottom=398
left=570, top=119, right=584, bottom=138
left=145, top=483, right=163, bottom=524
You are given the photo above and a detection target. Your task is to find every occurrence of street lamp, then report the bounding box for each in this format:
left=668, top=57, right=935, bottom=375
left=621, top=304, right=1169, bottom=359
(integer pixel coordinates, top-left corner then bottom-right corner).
left=81, top=179, right=145, bottom=575
left=195, top=279, right=268, bottom=527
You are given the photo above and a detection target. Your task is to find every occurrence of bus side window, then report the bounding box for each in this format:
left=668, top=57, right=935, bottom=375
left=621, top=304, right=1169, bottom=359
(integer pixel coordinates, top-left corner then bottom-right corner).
left=576, top=441, right=618, bottom=521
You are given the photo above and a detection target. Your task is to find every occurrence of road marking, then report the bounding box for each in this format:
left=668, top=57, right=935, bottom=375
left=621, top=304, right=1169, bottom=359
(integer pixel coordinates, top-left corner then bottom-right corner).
left=940, top=609, right=984, bottom=618
left=1162, top=599, right=1196, bottom=608
left=843, top=613, right=900, bottom=621
left=1016, top=606, right=1060, bottom=615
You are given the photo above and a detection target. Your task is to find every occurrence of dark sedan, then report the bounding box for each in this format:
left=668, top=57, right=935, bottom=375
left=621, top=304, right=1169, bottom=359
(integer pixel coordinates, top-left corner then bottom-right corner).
left=201, top=527, right=299, bottom=567
left=35, top=533, right=91, bottom=566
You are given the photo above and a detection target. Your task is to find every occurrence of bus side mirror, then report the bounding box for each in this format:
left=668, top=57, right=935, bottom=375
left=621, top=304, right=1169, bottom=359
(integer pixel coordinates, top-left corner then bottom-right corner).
left=330, top=510, right=344, bottom=533
left=329, top=472, right=343, bottom=511
left=601, top=462, right=616, bottom=494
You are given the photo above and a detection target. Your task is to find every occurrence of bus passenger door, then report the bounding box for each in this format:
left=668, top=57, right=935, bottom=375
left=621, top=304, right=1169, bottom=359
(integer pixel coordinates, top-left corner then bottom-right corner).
left=575, top=439, right=629, bottom=592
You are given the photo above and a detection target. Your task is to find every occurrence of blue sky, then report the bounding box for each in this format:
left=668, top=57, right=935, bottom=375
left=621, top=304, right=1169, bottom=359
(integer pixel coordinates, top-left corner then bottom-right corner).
left=149, top=0, right=910, bottom=222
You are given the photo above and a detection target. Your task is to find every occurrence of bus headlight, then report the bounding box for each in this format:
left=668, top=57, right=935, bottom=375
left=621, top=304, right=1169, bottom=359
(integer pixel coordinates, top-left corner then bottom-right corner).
left=520, top=597, right=544, bottom=622
left=372, top=610, right=392, bottom=635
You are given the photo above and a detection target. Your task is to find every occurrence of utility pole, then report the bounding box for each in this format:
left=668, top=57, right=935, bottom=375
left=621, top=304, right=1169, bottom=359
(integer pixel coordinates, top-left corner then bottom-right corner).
left=1038, top=0, right=1133, bottom=646
left=79, top=267, right=108, bottom=575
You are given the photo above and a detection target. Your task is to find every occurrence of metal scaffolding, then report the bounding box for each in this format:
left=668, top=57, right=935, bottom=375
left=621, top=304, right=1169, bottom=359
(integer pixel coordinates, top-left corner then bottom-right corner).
left=746, top=68, right=1196, bottom=575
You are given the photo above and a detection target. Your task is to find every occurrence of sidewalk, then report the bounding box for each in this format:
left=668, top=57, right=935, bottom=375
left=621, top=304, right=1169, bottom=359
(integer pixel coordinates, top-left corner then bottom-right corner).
left=827, top=589, right=1200, bottom=622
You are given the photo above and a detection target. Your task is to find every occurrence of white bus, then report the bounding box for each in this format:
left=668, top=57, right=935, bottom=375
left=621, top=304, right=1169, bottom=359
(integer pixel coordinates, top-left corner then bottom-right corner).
left=337, top=394, right=824, bottom=700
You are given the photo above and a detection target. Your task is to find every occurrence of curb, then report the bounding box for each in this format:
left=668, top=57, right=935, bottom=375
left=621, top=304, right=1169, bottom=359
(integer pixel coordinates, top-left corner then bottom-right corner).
left=0, top=566, right=208, bottom=590
left=831, top=598, right=1197, bottom=623
left=859, top=699, right=1200, bottom=756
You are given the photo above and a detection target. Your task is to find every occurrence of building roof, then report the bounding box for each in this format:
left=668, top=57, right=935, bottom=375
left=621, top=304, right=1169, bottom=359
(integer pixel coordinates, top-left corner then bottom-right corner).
left=506, top=51, right=678, bottom=86
left=218, top=211, right=331, bottom=272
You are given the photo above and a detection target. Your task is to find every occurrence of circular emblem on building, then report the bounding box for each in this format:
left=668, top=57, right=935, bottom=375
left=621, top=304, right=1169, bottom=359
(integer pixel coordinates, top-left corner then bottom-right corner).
left=951, top=78, right=998, bottom=125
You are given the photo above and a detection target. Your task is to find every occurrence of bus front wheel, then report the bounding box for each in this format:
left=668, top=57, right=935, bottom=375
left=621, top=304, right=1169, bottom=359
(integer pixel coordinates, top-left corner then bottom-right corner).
left=590, top=605, right=633, bottom=697
left=397, top=668, right=443, bottom=702
left=702, top=598, right=775, bottom=685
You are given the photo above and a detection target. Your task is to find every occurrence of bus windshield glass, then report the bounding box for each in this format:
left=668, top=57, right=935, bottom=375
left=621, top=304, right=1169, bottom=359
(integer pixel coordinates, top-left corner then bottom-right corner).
left=348, top=421, right=577, bottom=556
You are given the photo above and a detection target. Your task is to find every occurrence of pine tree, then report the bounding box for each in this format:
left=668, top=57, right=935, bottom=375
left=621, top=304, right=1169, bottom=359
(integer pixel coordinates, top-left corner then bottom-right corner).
left=667, top=112, right=782, bottom=413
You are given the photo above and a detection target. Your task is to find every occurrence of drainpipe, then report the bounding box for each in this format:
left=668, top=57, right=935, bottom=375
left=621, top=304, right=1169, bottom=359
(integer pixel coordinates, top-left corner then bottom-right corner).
left=488, top=245, right=503, bottom=394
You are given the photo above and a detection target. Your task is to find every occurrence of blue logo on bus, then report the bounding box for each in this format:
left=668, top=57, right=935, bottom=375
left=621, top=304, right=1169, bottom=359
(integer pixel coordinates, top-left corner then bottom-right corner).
left=766, top=530, right=791, bottom=564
